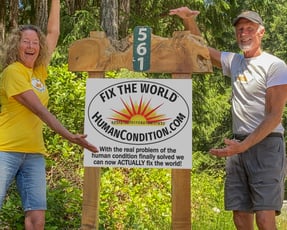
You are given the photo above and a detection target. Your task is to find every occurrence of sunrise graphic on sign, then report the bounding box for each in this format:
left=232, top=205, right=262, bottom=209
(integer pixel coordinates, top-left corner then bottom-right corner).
left=109, top=96, right=170, bottom=126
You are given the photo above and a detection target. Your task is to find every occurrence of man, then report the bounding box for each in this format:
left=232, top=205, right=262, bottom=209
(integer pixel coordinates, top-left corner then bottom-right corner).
left=170, top=7, right=287, bottom=230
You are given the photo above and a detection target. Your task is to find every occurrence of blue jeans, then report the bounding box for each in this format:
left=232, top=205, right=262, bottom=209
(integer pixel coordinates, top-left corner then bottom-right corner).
left=0, top=152, right=47, bottom=211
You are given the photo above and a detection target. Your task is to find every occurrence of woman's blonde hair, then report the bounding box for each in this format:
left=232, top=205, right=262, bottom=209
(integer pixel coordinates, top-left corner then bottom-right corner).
left=0, top=25, right=49, bottom=71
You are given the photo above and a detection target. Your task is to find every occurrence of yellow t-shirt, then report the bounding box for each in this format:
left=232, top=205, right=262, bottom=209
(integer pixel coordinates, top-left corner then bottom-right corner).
left=0, top=62, right=49, bottom=154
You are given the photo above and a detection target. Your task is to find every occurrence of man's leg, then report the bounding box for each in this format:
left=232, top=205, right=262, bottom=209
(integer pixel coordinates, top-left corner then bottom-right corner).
left=233, top=210, right=254, bottom=230
left=25, top=210, right=45, bottom=230
left=255, top=210, right=276, bottom=230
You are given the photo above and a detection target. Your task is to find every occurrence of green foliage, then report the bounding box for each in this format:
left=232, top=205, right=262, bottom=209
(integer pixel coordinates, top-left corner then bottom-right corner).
left=0, top=183, right=24, bottom=229
left=52, top=8, right=102, bottom=65
left=45, top=179, right=83, bottom=229
left=43, top=65, right=87, bottom=228
left=105, top=68, right=147, bottom=79
left=263, top=1, right=287, bottom=60
left=192, top=152, right=235, bottom=230
left=46, top=65, right=87, bottom=134
left=192, top=72, right=231, bottom=153
left=99, top=168, right=171, bottom=229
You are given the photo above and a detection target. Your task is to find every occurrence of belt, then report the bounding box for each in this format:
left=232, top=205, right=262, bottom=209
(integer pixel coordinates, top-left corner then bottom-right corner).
left=233, top=132, right=283, bottom=141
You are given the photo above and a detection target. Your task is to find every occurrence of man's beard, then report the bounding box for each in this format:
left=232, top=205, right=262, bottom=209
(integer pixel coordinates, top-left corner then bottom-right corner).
left=238, top=43, right=252, bottom=52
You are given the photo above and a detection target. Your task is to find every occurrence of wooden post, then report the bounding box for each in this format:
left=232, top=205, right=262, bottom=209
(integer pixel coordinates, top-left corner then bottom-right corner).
left=81, top=167, right=101, bottom=230
left=79, top=35, right=105, bottom=230
left=171, top=73, right=191, bottom=230
left=172, top=169, right=191, bottom=229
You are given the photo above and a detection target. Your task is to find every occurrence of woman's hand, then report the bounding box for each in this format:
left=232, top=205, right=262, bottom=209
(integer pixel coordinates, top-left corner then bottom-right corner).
left=70, top=134, right=99, bottom=153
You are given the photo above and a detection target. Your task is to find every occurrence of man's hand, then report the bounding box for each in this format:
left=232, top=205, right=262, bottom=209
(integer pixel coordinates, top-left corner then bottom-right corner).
left=209, top=138, right=245, bottom=157
left=169, top=7, right=200, bottom=19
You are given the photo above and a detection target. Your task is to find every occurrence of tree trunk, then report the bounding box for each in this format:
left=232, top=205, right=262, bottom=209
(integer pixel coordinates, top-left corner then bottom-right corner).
left=65, top=0, right=88, bottom=15
left=100, top=0, right=118, bottom=40
left=0, top=0, right=5, bottom=43
left=118, top=0, right=130, bottom=39
left=35, top=0, right=48, bottom=32
left=65, top=0, right=75, bottom=15
left=75, top=0, right=88, bottom=10
left=9, top=0, right=18, bottom=30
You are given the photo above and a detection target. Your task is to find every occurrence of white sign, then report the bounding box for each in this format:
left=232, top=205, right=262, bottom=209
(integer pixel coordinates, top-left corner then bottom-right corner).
left=84, top=79, right=192, bottom=169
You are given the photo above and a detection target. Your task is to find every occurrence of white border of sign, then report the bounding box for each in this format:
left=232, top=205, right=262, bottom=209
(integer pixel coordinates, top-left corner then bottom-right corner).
left=84, top=78, right=192, bottom=169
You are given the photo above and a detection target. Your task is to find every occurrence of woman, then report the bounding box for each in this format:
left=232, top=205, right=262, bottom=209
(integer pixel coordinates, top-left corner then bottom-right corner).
left=0, top=1, right=98, bottom=229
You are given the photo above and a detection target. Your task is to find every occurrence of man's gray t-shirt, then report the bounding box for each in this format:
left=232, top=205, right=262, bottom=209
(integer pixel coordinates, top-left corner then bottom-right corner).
left=221, top=51, right=287, bottom=134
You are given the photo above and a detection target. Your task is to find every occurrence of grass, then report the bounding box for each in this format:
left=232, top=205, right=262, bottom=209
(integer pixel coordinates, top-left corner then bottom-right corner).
left=192, top=165, right=287, bottom=230
left=192, top=202, right=287, bottom=230
left=277, top=200, right=287, bottom=230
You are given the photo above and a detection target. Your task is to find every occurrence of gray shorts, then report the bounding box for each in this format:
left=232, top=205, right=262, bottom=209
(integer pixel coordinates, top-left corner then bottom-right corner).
left=225, top=136, right=286, bottom=214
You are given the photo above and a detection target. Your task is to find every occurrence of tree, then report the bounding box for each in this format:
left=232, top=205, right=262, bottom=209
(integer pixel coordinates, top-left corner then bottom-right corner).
left=64, top=0, right=89, bottom=15
left=118, top=0, right=130, bottom=39
left=100, top=0, right=118, bottom=39
left=0, top=0, right=5, bottom=43
left=9, top=0, right=19, bottom=29
left=35, top=0, right=48, bottom=32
